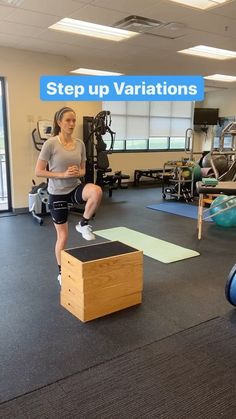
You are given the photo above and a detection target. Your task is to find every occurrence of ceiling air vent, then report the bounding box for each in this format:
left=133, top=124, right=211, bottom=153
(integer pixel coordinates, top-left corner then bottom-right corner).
left=114, top=15, right=165, bottom=33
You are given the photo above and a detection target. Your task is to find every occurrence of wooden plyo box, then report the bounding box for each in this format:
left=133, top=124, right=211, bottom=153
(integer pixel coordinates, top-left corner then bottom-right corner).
left=60, top=241, right=143, bottom=322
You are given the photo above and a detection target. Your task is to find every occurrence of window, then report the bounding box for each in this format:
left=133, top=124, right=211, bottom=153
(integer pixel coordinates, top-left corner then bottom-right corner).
left=149, top=137, right=169, bottom=150
left=213, top=135, right=234, bottom=150
left=103, top=101, right=193, bottom=151
left=170, top=137, right=186, bottom=149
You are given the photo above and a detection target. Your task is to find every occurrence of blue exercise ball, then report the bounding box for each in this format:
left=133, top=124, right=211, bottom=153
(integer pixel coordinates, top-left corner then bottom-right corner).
left=209, top=195, right=236, bottom=228
left=225, top=264, right=236, bottom=306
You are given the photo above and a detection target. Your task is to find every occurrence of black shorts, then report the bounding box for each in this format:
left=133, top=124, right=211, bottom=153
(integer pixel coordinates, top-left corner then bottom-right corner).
left=49, top=184, right=85, bottom=224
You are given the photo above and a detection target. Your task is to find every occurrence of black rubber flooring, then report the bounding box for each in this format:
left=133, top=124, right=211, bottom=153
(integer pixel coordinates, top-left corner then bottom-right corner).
left=0, top=186, right=235, bottom=407
left=1, top=316, right=236, bottom=419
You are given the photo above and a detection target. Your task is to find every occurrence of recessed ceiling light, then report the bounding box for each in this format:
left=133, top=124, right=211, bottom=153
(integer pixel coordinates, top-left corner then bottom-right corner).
left=49, top=18, right=139, bottom=42
left=178, top=45, right=236, bottom=60
left=168, top=0, right=231, bottom=10
left=70, top=68, right=124, bottom=76
left=204, top=74, right=236, bottom=81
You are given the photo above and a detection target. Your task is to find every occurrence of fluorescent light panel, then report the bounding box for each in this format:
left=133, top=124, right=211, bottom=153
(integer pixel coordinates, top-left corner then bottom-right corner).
left=178, top=45, right=236, bottom=60
left=49, top=18, right=139, bottom=41
left=71, top=68, right=123, bottom=76
left=168, top=0, right=231, bottom=10
left=205, top=74, right=236, bottom=81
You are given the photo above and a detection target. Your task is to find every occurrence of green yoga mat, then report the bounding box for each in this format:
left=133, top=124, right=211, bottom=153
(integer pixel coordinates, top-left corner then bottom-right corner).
left=95, top=227, right=200, bottom=263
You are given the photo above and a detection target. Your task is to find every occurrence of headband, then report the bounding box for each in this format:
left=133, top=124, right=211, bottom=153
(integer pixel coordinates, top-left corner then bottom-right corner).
left=56, top=107, right=74, bottom=121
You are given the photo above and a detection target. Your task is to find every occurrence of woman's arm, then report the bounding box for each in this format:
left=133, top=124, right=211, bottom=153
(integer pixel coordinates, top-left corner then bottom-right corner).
left=35, top=159, right=81, bottom=179
left=78, top=161, right=86, bottom=178
left=35, top=159, right=62, bottom=179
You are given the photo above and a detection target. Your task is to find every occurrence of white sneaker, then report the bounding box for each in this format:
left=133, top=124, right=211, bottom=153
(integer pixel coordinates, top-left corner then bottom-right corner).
left=57, top=274, right=61, bottom=286
left=76, top=222, right=95, bottom=240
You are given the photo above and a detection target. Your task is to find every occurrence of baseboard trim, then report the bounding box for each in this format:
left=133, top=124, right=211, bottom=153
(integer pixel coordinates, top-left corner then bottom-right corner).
left=13, top=207, right=29, bottom=214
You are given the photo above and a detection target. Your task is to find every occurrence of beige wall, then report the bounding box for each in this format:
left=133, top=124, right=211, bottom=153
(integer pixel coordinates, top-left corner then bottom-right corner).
left=108, top=150, right=187, bottom=179
left=204, top=89, right=236, bottom=117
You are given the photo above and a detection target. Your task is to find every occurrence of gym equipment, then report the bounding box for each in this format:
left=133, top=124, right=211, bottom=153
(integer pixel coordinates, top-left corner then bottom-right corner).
left=209, top=195, right=236, bottom=228
left=201, top=178, right=218, bottom=187
left=60, top=241, right=143, bottom=322
left=181, top=167, right=192, bottom=179
left=83, top=112, right=130, bottom=197
left=212, top=155, right=229, bottom=176
left=225, top=263, right=236, bottom=306
left=161, top=160, right=195, bottom=202
left=201, top=153, right=212, bottom=169
left=147, top=202, right=213, bottom=222
left=192, top=164, right=202, bottom=182
left=201, top=121, right=236, bottom=182
left=32, top=120, right=53, bottom=150
left=202, top=152, right=228, bottom=175
left=219, top=121, right=236, bottom=152
left=196, top=181, right=236, bottom=239
left=28, top=180, right=49, bottom=225
left=200, top=167, right=214, bottom=178
left=198, top=151, right=210, bottom=167
left=133, top=168, right=165, bottom=186
left=185, top=128, right=204, bottom=161
left=30, top=120, right=53, bottom=224
left=218, top=160, right=236, bottom=181
left=201, top=152, right=236, bottom=182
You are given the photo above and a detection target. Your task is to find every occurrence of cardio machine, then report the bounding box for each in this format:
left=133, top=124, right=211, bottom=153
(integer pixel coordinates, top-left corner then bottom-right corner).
left=30, top=120, right=53, bottom=224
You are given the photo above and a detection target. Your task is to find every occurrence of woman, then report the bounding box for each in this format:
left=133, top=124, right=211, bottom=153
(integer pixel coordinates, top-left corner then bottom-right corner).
left=35, top=106, right=103, bottom=284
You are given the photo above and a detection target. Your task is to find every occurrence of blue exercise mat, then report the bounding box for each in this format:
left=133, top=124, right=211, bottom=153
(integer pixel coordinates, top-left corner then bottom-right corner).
left=147, top=202, right=212, bottom=222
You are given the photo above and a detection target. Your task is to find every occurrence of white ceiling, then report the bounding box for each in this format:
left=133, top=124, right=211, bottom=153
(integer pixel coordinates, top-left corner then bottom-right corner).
left=1, top=0, right=236, bottom=90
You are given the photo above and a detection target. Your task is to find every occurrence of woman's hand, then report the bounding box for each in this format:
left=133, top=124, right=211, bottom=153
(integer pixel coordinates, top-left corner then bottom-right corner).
left=64, top=165, right=80, bottom=178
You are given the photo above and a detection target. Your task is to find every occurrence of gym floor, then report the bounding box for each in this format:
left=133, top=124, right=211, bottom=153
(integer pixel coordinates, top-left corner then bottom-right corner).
left=1, top=185, right=236, bottom=416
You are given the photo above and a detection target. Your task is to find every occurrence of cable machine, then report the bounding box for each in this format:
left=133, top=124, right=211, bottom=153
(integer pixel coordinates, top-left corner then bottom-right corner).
left=83, top=111, right=129, bottom=197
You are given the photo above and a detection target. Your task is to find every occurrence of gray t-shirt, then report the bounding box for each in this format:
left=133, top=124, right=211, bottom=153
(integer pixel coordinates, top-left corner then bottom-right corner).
left=38, top=136, right=86, bottom=195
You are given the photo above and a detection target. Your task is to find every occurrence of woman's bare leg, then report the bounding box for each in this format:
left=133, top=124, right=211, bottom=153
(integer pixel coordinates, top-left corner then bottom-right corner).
left=54, top=222, right=69, bottom=265
left=82, top=183, right=103, bottom=219
left=76, top=183, right=102, bottom=240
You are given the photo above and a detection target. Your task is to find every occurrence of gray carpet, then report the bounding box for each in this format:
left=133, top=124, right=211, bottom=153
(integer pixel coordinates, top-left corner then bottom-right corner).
left=1, top=316, right=236, bottom=419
